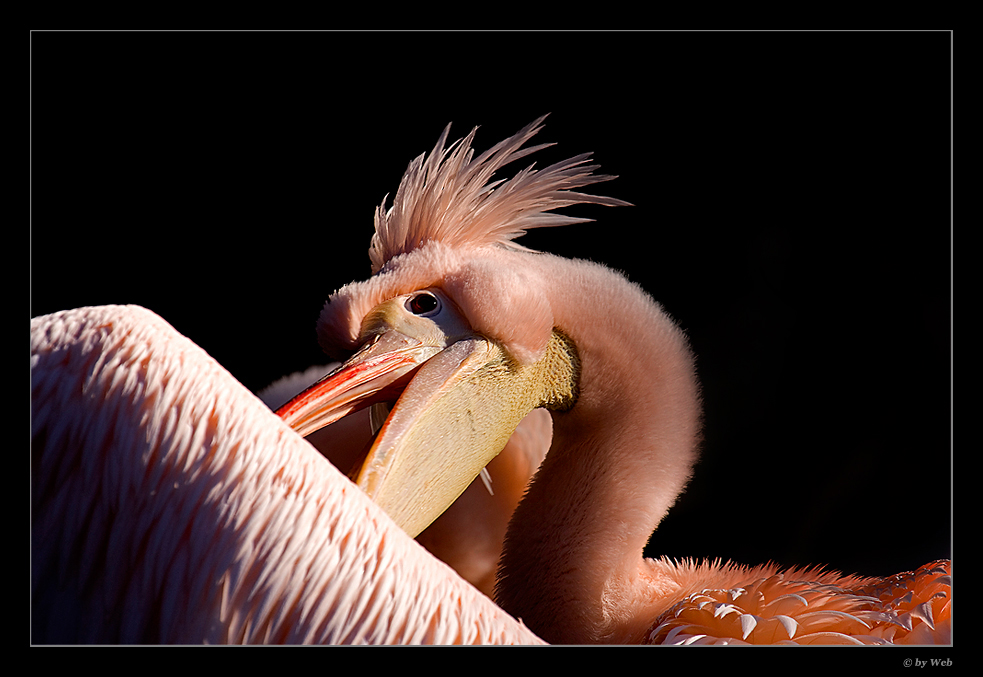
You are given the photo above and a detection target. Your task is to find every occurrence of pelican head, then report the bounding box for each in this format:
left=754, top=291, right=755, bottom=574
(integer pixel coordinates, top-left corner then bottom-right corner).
left=277, top=116, right=624, bottom=537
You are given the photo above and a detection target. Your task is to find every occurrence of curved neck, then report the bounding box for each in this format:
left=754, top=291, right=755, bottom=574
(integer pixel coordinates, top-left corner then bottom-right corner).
left=495, top=256, right=701, bottom=644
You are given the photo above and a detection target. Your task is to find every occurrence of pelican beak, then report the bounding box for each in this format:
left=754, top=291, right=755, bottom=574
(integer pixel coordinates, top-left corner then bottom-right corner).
left=277, top=329, right=579, bottom=538
left=276, top=330, right=442, bottom=438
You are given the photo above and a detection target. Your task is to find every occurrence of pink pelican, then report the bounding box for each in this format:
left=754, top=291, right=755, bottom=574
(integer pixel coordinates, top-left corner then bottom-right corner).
left=31, top=117, right=950, bottom=644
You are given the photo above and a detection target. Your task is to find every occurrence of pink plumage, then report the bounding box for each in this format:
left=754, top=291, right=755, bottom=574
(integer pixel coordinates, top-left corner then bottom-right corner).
left=31, top=305, right=542, bottom=644
left=367, top=114, right=629, bottom=272
left=32, top=118, right=950, bottom=645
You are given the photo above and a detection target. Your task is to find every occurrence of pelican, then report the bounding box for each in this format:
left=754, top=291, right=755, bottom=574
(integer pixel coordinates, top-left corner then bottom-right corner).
left=31, top=117, right=950, bottom=644
left=275, top=117, right=952, bottom=644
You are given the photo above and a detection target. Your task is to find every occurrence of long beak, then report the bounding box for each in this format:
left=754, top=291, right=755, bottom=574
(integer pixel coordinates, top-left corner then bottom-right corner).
left=276, top=330, right=579, bottom=538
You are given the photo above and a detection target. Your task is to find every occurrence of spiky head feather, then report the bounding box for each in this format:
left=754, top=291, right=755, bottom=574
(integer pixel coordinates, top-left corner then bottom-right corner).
left=318, top=117, right=629, bottom=364
left=367, top=115, right=629, bottom=273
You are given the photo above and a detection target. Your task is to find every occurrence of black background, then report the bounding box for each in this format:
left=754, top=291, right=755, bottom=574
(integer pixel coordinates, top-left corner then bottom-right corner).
left=31, top=31, right=951, bottom=581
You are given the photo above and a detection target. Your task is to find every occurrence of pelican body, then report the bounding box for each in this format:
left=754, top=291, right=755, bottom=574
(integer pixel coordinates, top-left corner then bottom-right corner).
left=31, top=117, right=950, bottom=644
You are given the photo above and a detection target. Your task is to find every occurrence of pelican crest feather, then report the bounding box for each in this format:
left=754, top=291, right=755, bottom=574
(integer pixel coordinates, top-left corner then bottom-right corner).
left=368, top=114, right=630, bottom=273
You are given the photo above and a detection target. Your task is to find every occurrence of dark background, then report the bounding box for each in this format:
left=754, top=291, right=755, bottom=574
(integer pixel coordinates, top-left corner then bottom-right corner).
left=31, top=31, right=951, bottom=580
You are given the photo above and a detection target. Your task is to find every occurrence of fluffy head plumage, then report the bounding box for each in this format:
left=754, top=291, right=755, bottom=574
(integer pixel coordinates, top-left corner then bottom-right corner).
left=318, top=117, right=629, bottom=363
left=367, top=115, right=629, bottom=273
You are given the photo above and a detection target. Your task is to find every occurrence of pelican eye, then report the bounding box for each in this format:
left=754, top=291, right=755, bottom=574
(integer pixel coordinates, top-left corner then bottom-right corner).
left=406, top=291, right=441, bottom=316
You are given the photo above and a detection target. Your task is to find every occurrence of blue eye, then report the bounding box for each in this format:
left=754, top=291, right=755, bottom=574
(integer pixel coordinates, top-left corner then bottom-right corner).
left=407, top=291, right=440, bottom=316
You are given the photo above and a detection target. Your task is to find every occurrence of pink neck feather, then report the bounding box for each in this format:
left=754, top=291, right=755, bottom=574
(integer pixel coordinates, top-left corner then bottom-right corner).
left=495, top=253, right=702, bottom=644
